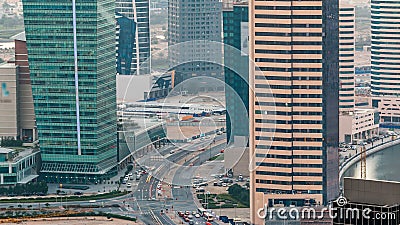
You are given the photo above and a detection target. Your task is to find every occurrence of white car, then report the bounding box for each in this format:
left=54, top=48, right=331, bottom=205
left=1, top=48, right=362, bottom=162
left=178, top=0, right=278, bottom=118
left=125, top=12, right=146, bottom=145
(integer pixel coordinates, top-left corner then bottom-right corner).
left=195, top=214, right=201, bottom=218
left=127, top=183, right=132, bottom=188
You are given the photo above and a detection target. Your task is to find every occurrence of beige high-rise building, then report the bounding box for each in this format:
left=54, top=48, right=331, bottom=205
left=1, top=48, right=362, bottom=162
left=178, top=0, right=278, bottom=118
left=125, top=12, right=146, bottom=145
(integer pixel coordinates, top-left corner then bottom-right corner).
left=248, top=1, right=340, bottom=224
left=339, top=3, right=355, bottom=113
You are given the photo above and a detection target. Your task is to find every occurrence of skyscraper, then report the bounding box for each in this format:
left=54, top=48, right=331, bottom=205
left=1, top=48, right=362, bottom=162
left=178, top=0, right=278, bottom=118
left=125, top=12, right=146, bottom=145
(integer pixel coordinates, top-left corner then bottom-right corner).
left=371, top=0, right=400, bottom=125
left=168, top=0, right=223, bottom=85
left=116, top=0, right=151, bottom=75
left=22, top=0, right=118, bottom=183
left=248, top=0, right=340, bottom=224
left=339, top=4, right=355, bottom=113
left=223, top=3, right=249, bottom=143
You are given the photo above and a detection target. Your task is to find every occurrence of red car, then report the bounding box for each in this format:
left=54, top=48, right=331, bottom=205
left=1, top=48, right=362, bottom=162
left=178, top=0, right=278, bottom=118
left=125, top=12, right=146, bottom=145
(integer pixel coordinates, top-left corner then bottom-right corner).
left=220, top=149, right=225, bottom=153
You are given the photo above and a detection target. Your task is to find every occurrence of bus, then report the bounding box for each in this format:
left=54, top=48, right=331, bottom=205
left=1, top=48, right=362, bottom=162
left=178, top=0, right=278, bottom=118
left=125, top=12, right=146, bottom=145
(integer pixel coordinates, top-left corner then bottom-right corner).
left=197, top=207, right=207, bottom=216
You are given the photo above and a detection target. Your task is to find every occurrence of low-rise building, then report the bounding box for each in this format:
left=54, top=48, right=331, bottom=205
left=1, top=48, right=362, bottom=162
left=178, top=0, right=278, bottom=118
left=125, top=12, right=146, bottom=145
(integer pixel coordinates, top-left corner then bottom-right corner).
left=116, top=71, right=174, bottom=103
left=0, top=147, right=40, bottom=186
left=117, top=116, right=166, bottom=169
left=334, top=178, right=400, bottom=225
left=339, top=108, right=379, bottom=143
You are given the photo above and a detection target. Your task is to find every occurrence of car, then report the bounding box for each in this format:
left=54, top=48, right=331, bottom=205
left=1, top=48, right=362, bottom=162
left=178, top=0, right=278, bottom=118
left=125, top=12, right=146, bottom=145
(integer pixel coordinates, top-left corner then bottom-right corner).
left=127, top=183, right=132, bottom=188
left=198, top=182, right=208, bottom=187
left=192, top=211, right=197, bottom=215
left=217, top=131, right=223, bottom=135
left=184, top=217, right=190, bottom=222
left=220, top=149, right=225, bottom=153
left=178, top=211, right=184, bottom=217
left=188, top=215, right=194, bottom=219
left=222, top=183, right=227, bottom=187
left=185, top=211, right=190, bottom=215
left=195, top=213, right=201, bottom=218
left=74, top=191, right=83, bottom=196
left=188, top=220, right=194, bottom=225
left=170, top=150, right=175, bottom=154
left=58, top=191, right=67, bottom=196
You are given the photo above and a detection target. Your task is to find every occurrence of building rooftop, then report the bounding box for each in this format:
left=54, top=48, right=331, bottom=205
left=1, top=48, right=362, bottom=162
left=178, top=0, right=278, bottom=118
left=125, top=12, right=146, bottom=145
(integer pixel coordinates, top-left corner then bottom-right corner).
left=0, top=63, right=17, bottom=69
left=0, top=147, right=13, bottom=154
left=0, top=147, right=37, bottom=162
left=119, top=116, right=163, bottom=134
left=10, top=31, right=26, bottom=42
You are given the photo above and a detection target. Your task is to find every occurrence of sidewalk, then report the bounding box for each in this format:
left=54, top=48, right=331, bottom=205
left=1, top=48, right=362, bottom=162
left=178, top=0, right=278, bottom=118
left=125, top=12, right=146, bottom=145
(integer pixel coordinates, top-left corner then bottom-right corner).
left=47, top=169, right=129, bottom=195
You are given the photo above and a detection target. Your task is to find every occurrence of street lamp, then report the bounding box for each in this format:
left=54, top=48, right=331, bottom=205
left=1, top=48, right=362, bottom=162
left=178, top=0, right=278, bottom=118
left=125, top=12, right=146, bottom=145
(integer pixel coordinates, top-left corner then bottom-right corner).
left=205, top=191, right=210, bottom=210
left=233, top=203, right=238, bottom=218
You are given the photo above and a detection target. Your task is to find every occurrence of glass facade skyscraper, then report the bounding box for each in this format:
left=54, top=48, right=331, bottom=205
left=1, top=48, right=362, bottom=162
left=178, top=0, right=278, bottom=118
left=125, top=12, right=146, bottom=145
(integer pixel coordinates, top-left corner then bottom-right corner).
left=22, top=0, right=118, bottom=183
left=371, top=0, right=400, bottom=125
left=223, top=4, right=249, bottom=143
left=116, top=0, right=151, bottom=75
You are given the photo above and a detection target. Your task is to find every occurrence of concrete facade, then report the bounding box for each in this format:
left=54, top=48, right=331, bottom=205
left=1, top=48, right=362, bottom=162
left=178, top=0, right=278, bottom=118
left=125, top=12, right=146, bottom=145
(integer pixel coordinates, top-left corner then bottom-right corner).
left=168, top=0, right=223, bottom=84
left=0, top=147, right=39, bottom=185
left=0, top=63, right=18, bottom=139
left=339, top=3, right=355, bottom=113
left=12, top=32, right=36, bottom=143
left=339, top=108, right=379, bottom=143
left=248, top=0, right=340, bottom=224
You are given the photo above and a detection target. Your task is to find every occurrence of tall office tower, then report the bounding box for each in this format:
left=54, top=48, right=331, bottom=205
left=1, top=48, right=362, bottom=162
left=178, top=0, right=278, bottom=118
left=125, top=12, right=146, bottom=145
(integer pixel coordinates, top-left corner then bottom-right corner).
left=116, top=0, right=151, bottom=75
left=339, top=4, right=355, bottom=113
left=168, top=0, right=223, bottom=85
left=223, top=3, right=249, bottom=143
left=371, top=0, right=400, bottom=125
left=13, top=32, right=37, bottom=143
left=22, top=0, right=118, bottom=183
left=248, top=0, right=340, bottom=224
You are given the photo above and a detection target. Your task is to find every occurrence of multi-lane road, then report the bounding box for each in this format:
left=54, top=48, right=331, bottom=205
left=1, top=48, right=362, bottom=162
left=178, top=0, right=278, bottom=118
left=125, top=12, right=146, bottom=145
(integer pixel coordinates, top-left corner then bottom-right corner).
left=129, top=134, right=226, bottom=224
left=0, top=135, right=226, bottom=225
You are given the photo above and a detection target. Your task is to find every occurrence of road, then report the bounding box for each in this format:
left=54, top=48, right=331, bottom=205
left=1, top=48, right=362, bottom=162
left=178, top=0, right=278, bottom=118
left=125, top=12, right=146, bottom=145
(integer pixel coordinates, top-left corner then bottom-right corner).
left=132, top=134, right=226, bottom=224
left=0, top=135, right=227, bottom=225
